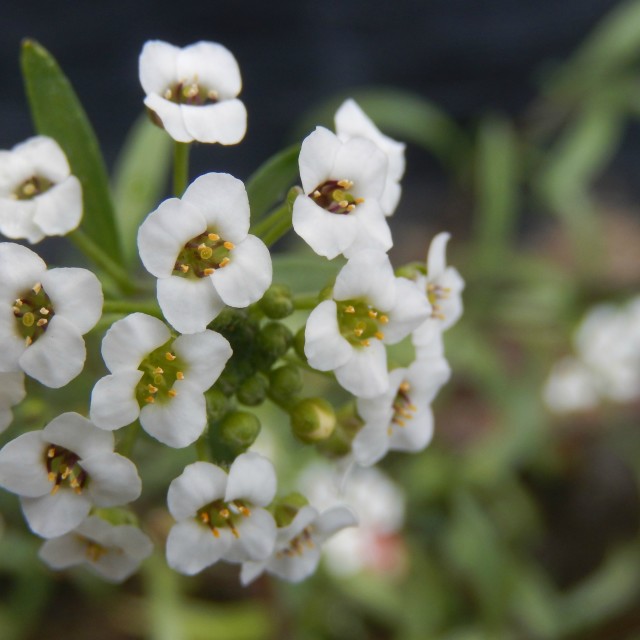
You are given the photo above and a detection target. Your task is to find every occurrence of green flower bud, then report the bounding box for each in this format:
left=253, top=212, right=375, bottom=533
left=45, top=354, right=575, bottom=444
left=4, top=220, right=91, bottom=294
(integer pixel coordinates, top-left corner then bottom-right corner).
left=291, top=398, right=336, bottom=443
left=395, top=261, right=426, bottom=280
left=269, top=364, right=303, bottom=403
left=205, top=387, right=230, bottom=422
left=237, top=372, right=269, bottom=406
left=260, top=284, right=294, bottom=319
left=256, top=322, right=293, bottom=369
left=91, top=507, right=139, bottom=527
left=210, top=410, right=261, bottom=464
left=271, top=492, right=309, bottom=527
left=293, top=326, right=306, bottom=361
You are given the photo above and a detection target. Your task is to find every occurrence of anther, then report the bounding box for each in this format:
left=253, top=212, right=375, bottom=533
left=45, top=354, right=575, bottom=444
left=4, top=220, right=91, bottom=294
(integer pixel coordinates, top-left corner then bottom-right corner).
left=14, top=299, right=23, bottom=307
left=338, top=200, right=349, bottom=209
left=337, top=179, right=353, bottom=189
left=200, top=512, right=210, bottom=524
left=39, top=307, right=50, bottom=315
left=32, top=283, right=42, bottom=294
left=36, top=318, right=48, bottom=327
left=353, top=328, right=364, bottom=337
left=61, top=467, right=72, bottom=480
left=176, top=371, right=185, bottom=380
left=344, top=305, right=355, bottom=313
left=47, top=446, right=56, bottom=458
left=208, top=89, right=219, bottom=100
left=154, top=367, right=164, bottom=374
left=48, top=472, right=56, bottom=482
left=368, top=310, right=378, bottom=318
left=360, top=339, right=371, bottom=347
left=346, top=204, right=356, bottom=212
left=223, top=241, right=235, bottom=250
left=168, top=389, right=177, bottom=398
left=23, top=183, right=36, bottom=196
left=25, top=336, right=32, bottom=346
left=179, top=264, right=189, bottom=273
left=164, top=88, right=173, bottom=99
left=50, top=484, right=60, bottom=496
left=219, top=257, right=230, bottom=268
left=374, top=331, right=385, bottom=340
left=379, top=314, right=389, bottom=324
left=354, top=197, right=365, bottom=204
left=212, top=527, right=220, bottom=538
left=219, top=508, right=230, bottom=519
left=399, top=381, right=411, bottom=393
left=203, top=268, right=215, bottom=276
left=165, top=352, right=176, bottom=361
left=208, top=233, right=220, bottom=241
left=147, top=384, right=158, bottom=394
left=312, top=190, right=321, bottom=198
left=145, top=396, right=155, bottom=404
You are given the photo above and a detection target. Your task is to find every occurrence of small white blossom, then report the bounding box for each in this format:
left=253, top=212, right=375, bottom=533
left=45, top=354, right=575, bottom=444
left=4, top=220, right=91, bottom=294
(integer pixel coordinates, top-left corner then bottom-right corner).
left=240, top=504, right=357, bottom=585
left=0, top=372, right=26, bottom=433
left=542, top=357, right=599, bottom=414
left=0, top=136, right=82, bottom=243
left=166, top=454, right=277, bottom=575
left=90, top=313, right=231, bottom=448
left=139, top=40, right=247, bottom=145
left=0, top=412, right=142, bottom=538
left=138, top=173, right=272, bottom=334
left=304, top=250, right=430, bottom=398
left=292, top=126, right=392, bottom=259
left=334, top=99, right=405, bottom=216
left=38, top=515, right=153, bottom=583
left=0, top=243, right=103, bottom=388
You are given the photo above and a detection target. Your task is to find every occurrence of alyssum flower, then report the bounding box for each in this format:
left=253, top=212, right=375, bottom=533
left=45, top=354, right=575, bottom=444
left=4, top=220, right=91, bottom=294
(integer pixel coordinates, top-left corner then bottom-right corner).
left=0, top=412, right=142, bottom=538
left=90, top=313, right=232, bottom=448
left=305, top=250, right=431, bottom=398
left=139, top=40, right=247, bottom=145
left=334, top=99, right=405, bottom=216
left=138, top=172, right=272, bottom=334
left=166, top=453, right=277, bottom=576
left=0, top=136, right=82, bottom=243
left=0, top=243, right=103, bottom=388
left=292, top=126, right=392, bottom=259
left=39, top=515, right=153, bottom=583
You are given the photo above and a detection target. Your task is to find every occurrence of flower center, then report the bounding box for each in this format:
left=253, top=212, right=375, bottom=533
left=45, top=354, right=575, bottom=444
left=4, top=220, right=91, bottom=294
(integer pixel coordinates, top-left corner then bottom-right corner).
left=45, top=445, right=88, bottom=495
left=337, top=299, right=389, bottom=348
left=277, top=526, right=315, bottom=558
left=136, top=341, right=186, bottom=406
left=309, top=179, right=364, bottom=214
left=13, top=282, right=55, bottom=346
left=388, top=381, right=417, bottom=435
left=163, top=79, right=219, bottom=106
left=173, top=231, right=234, bottom=279
left=196, top=499, right=252, bottom=538
left=427, top=283, right=451, bottom=321
left=12, top=175, right=54, bottom=201
left=84, top=540, right=109, bottom=563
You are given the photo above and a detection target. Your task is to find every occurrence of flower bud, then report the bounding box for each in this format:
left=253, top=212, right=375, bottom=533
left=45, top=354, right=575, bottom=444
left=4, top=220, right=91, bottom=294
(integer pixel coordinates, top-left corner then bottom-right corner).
left=92, top=507, right=139, bottom=527
left=290, top=398, right=336, bottom=443
left=395, top=262, right=425, bottom=280
left=211, top=410, right=262, bottom=463
left=237, top=372, right=269, bottom=406
left=205, top=387, right=230, bottom=422
left=270, top=492, right=309, bottom=527
left=259, top=284, right=294, bottom=319
left=269, top=364, right=303, bottom=403
left=256, top=322, right=293, bottom=369
left=293, top=326, right=306, bottom=361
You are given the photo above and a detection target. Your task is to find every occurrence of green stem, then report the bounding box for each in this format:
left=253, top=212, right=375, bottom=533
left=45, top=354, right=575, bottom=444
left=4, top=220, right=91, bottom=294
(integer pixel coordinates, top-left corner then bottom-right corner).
left=251, top=202, right=290, bottom=240
left=173, top=142, right=191, bottom=196
left=69, top=229, right=137, bottom=295
left=103, top=299, right=163, bottom=318
left=258, top=203, right=293, bottom=247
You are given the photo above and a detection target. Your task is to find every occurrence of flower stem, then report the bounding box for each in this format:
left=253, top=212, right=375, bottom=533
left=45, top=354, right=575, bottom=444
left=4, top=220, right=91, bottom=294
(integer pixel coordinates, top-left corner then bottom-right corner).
left=69, top=229, right=137, bottom=295
left=253, top=202, right=292, bottom=247
left=173, top=142, right=191, bottom=196
left=103, top=299, right=163, bottom=318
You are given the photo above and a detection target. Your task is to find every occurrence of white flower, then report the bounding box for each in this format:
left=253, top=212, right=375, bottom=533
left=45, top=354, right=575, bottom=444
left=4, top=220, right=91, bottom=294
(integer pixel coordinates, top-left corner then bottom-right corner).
left=304, top=250, right=430, bottom=398
left=412, top=232, right=464, bottom=335
left=542, top=357, right=599, bottom=414
left=334, top=99, right=405, bottom=216
left=0, top=372, right=26, bottom=433
left=166, top=454, right=277, bottom=576
left=0, top=136, right=82, bottom=243
left=139, top=40, right=247, bottom=145
left=292, top=126, right=392, bottom=259
left=0, top=412, right=142, bottom=539
left=38, top=515, right=153, bottom=583
left=138, top=173, right=272, bottom=334
left=90, top=313, right=231, bottom=448
left=240, top=504, right=357, bottom=585
left=352, top=357, right=450, bottom=467
left=0, top=243, right=103, bottom=388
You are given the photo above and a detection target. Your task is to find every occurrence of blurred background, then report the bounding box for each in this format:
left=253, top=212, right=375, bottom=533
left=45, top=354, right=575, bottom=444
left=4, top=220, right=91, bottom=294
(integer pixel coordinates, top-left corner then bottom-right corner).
left=2, top=0, right=640, bottom=638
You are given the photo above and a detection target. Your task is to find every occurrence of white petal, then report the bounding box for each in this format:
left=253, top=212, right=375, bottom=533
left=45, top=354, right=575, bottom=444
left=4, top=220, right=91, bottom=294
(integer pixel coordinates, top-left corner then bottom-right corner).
left=389, top=405, right=434, bottom=453
left=139, top=380, right=206, bottom=448
left=102, top=313, right=170, bottom=373
left=230, top=507, right=277, bottom=562
left=406, top=357, right=451, bottom=403
left=182, top=173, right=250, bottom=242
left=166, top=519, right=232, bottom=575
left=0, top=371, right=26, bottom=406
left=91, top=548, right=146, bottom=583
left=225, top=452, right=277, bottom=507
left=0, top=243, right=47, bottom=299
left=213, top=235, right=272, bottom=307
left=313, top=506, right=358, bottom=541
left=352, top=423, right=390, bottom=466
left=41, top=267, right=103, bottom=334
left=240, top=560, right=266, bottom=586
left=0, top=316, right=25, bottom=373
left=427, top=232, right=451, bottom=280
left=332, top=137, right=387, bottom=200
left=173, top=330, right=232, bottom=391
left=43, top=412, right=114, bottom=459
left=19, top=315, right=86, bottom=388
left=90, top=370, right=143, bottom=430
left=13, top=136, right=70, bottom=182
left=38, top=533, right=86, bottom=569
left=380, top=180, right=402, bottom=216
left=0, top=431, right=49, bottom=497
left=104, top=522, right=154, bottom=560
left=334, top=341, right=389, bottom=398
left=298, top=127, right=342, bottom=193
left=32, top=176, right=83, bottom=236
left=177, top=41, right=242, bottom=99
left=277, top=506, right=320, bottom=544
left=139, top=40, right=180, bottom=95
left=167, top=461, right=228, bottom=520
left=83, top=452, right=142, bottom=506
left=267, top=545, right=321, bottom=583
left=21, top=490, right=91, bottom=538
left=383, top=278, right=431, bottom=344
left=144, top=94, right=192, bottom=143
left=0, top=200, right=43, bottom=243
left=137, top=198, right=207, bottom=278
left=182, top=101, right=247, bottom=145
left=343, top=201, right=392, bottom=257
left=304, top=300, right=352, bottom=371
left=157, top=276, right=225, bottom=334
left=292, top=195, right=358, bottom=259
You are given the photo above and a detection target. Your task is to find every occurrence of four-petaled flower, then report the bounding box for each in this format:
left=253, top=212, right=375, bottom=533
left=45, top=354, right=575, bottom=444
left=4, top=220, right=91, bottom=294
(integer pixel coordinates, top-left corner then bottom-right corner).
left=139, top=40, right=247, bottom=145
left=138, top=173, right=272, bottom=334
left=0, top=136, right=82, bottom=243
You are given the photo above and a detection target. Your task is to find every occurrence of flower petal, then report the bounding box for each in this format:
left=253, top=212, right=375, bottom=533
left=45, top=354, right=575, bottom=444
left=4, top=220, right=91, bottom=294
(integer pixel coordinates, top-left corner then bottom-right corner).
left=332, top=137, right=387, bottom=200
left=389, top=405, right=434, bottom=453
left=352, top=423, right=390, bottom=467
left=166, top=519, right=232, bottom=575
left=229, top=507, right=277, bottom=562
left=43, top=412, right=114, bottom=459
left=32, top=176, right=83, bottom=237
left=0, top=243, right=47, bottom=299
left=182, top=100, right=247, bottom=145
left=225, top=452, right=277, bottom=507
left=144, top=94, right=192, bottom=143
left=314, top=505, right=358, bottom=541
left=304, top=300, right=352, bottom=371
left=383, top=277, right=431, bottom=344
left=334, top=341, right=389, bottom=398
left=13, top=136, right=70, bottom=182
left=38, top=532, right=87, bottom=570
left=0, top=431, right=49, bottom=497
left=83, top=452, right=142, bottom=506
left=21, top=489, right=91, bottom=538
left=298, top=127, right=341, bottom=193
left=0, top=200, right=43, bottom=243
left=177, top=41, right=242, bottom=99
left=139, top=40, right=180, bottom=95
left=267, top=544, right=321, bottom=583
left=90, top=370, right=143, bottom=431
left=167, top=461, right=228, bottom=520
left=173, top=330, right=232, bottom=391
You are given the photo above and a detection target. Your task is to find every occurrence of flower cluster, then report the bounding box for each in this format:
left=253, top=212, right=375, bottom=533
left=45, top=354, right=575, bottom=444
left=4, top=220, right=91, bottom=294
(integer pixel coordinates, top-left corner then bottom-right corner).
left=0, top=37, right=463, bottom=586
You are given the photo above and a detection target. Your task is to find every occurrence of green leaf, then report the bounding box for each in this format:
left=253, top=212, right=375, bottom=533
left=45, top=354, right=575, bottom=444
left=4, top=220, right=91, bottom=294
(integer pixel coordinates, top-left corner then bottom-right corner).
left=272, top=250, right=345, bottom=293
left=112, top=116, right=172, bottom=265
left=20, top=39, right=122, bottom=260
left=246, top=143, right=301, bottom=221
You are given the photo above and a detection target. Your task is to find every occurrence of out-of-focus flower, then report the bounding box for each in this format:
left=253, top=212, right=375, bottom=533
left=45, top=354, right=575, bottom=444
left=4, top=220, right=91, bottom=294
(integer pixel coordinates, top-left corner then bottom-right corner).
left=334, top=99, right=405, bottom=216
left=0, top=412, right=141, bottom=538
left=0, top=372, right=25, bottom=433
left=166, top=453, right=277, bottom=575
left=542, top=357, right=599, bottom=414
left=38, top=515, right=153, bottom=583
left=139, top=40, right=247, bottom=145
left=90, top=313, right=231, bottom=448
left=292, top=126, right=392, bottom=259
left=0, top=243, right=102, bottom=388
left=305, top=250, right=430, bottom=398
left=0, top=136, right=82, bottom=243
left=138, top=173, right=272, bottom=334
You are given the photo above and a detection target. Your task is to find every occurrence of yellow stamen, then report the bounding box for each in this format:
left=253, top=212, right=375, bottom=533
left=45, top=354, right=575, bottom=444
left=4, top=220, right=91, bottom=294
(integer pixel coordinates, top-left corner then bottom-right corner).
left=353, top=328, right=364, bottom=337
left=212, top=527, right=220, bottom=538
left=354, top=197, right=365, bottom=204
left=25, top=336, right=32, bottom=346
left=374, top=331, right=385, bottom=340
left=219, top=257, right=230, bottom=268
left=379, top=314, right=389, bottom=324
left=219, top=508, right=230, bottom=519
left=179, top=264, right=189, bottom=273
left=176, top=371, right=185, bottom=380
left=164, top=88, right=173, bottom=99
left=344, top=305, right=355, bottom=313
left=168, top=389, right=177, bottom=398
left=399, top=381, right=411, bottom=393
left=346, top=204, right=356, bottom=212
left=50, top=484, right=60, bottom=496
left=145, top=396, right=155, bottom=404
left=23, top=183, right=36, bottom=196
left=368, top=309, right=378, bottom=318
left=32, top=283, right=41, bottom=294
left=14, top=299, right=23, bottom=307
left=147, top=384, right=158, bottom=394
left=208, top=232, right=220, bottom=241
left=223, top=241, right=235, bottom=250
left=36, top=318, right=48, bottom=327
left=48, top=472, right=56, bottom=482
left=338, top=200, right=349, bottom=209
left=203, top=268, right=215, bottom=276
left=39, top=307, right=49, bottom=315
left=312, top=190, right=321, bottom=198
left=47, top=447, right=56, bottom=458
left=208, top=89, right=219, bottom=100
left=165, top=352, right=176, bottom=361
left=337, top=179, right=353, bottom=189
left=200, top=512, right=210, bottom=523
left=154, top=367, right=164, bottom=374
left=360, top=339, right=370, bottom=347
